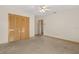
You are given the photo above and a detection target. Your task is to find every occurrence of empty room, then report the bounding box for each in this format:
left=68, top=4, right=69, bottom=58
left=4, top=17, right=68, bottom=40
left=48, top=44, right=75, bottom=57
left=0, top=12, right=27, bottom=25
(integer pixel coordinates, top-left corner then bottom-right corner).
left=0, top=5, right=79, bottom=54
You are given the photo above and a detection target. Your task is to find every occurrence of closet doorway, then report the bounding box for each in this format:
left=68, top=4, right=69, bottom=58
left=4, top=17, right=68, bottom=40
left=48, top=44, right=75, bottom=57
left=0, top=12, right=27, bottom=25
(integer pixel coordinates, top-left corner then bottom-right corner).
left=8, top=14, right=29, bottom=42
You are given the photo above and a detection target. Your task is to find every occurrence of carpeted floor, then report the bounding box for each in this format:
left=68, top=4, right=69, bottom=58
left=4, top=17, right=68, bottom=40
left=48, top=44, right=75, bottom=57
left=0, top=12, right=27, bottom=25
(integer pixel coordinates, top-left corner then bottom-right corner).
left=0, top=36, right=79, bottom=54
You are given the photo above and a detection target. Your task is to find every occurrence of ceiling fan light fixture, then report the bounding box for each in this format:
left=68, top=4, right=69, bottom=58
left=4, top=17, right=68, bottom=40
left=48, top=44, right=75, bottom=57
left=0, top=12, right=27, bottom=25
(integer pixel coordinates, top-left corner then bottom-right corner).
left=40, top=9, right=45, bottom=13
left=39, top=5, right=50, bottom=13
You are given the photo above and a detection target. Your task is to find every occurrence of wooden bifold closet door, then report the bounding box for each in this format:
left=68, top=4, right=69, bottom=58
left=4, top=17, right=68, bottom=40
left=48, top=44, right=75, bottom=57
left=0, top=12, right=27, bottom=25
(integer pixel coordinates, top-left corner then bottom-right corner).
left=8, top=14, right=29, bottom=42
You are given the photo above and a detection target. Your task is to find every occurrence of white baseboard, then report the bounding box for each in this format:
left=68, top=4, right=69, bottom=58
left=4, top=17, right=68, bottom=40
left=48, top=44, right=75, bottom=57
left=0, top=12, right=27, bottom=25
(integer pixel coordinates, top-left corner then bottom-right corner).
left=44, top=35, right=79, bottom=44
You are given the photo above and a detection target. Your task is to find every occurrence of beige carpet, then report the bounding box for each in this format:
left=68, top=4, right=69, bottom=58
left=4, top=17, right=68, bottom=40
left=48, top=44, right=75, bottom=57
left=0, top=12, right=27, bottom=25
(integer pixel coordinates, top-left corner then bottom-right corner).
left=0, top=36, right=79, bottom=54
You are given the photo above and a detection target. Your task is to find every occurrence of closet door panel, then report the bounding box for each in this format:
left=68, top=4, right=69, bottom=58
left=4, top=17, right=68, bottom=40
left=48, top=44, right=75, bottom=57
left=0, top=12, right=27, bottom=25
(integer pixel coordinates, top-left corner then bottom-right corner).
left=9, top=14, right=15, bottom=42
left=20, top=17, right=29, bottom=40
left=20, top=17, right=26, bottom=40
left=15, top=15, right=21, bottom=40
left=25, top=17, right=29, bottom=39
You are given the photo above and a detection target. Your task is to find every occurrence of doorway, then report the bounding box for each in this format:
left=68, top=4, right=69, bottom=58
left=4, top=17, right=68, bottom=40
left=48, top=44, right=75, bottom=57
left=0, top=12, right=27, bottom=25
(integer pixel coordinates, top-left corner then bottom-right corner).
left=38, top=20, right=43, bottom=35
left=8, top=14, right=29, bottom=42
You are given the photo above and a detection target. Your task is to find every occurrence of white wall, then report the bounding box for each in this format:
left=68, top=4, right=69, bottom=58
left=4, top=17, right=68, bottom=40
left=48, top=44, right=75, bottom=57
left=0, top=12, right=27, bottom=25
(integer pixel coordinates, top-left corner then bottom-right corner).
left=44, top=8, right=79, bottom=42
left=0, top=6, right=35, bottom=44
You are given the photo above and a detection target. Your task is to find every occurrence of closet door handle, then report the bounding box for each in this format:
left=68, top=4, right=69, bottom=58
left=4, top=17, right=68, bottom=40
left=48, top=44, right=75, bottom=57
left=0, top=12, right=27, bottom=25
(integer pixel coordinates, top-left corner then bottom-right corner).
left=18, top=29, right=21, bottom=33
left=9, top=29, right=14, bottom=31
left=22, top=28, right=25, bottom=32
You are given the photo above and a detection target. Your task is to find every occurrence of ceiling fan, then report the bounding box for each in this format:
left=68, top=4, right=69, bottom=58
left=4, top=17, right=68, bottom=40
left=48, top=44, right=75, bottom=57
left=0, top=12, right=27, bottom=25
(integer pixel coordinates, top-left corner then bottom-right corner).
left=39, top=5, right=50, bottom=13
